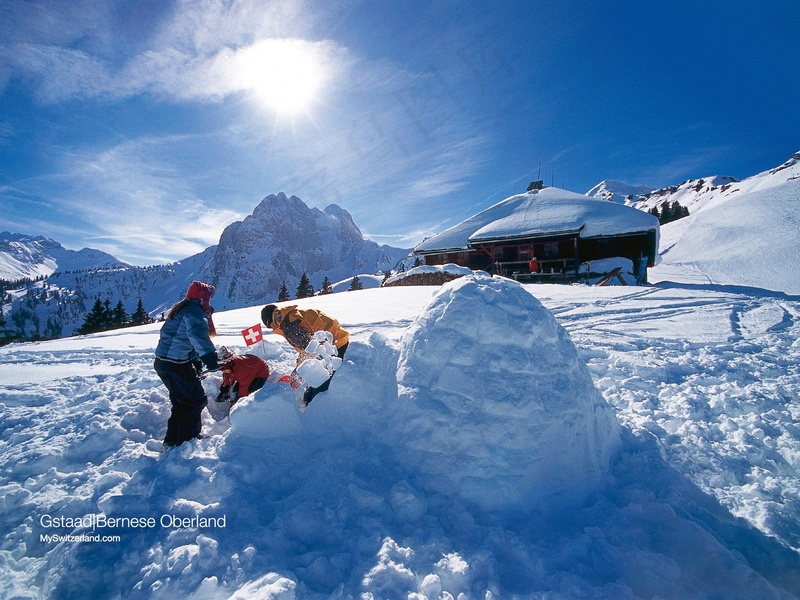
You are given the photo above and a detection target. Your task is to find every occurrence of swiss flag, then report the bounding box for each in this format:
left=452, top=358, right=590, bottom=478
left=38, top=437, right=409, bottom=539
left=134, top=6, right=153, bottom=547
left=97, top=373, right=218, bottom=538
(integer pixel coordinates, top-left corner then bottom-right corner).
left=241, top=323, right=263, bottom=346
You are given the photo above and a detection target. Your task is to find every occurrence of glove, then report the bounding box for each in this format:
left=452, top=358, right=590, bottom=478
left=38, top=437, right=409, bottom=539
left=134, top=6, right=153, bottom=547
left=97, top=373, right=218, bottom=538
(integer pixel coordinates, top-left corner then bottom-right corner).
left=216, top=385, right=231, bottom=402
left=200, top=351, right=221, bottom=372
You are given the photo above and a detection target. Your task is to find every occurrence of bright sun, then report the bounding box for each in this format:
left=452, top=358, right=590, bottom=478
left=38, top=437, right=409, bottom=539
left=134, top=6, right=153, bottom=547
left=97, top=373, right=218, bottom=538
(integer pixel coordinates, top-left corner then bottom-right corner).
left=236, top=39, right=327, bottom=116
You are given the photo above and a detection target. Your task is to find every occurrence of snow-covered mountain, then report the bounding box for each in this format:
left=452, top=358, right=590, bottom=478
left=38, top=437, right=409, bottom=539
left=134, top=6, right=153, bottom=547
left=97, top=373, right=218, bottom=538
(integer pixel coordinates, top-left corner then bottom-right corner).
left=198, top=193, right=409, bottom=310
left=1, top=194, right=410, bottom=341
left=585, top=180, right=655, bottom=204
left=0, top=232, right=128, bottom=280
left=587, top=175, right=740, bottom=213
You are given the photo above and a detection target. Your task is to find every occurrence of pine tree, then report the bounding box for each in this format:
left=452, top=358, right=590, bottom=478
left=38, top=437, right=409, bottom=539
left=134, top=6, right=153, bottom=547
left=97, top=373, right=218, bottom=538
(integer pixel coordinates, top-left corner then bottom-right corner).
left=103, top=298, right=113, bottom=329
left=296, top=273, right=313, bottom=299
left=413, top=257, right=423, bottom=268
left=277, top=281, right=290, bottom=302
left=348, top=275, right=364, bottom=291
left=77, top=297, right=109, bottom=335
left=130, top=299, right=151, bottom=325
left=111, top=300, right=128, bottom=328
left=319, top=276, right=333, bottom=295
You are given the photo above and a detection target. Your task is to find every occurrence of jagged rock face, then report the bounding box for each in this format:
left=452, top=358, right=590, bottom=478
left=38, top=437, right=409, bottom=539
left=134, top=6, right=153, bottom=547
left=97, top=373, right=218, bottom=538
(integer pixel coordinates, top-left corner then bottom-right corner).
left=201, top=193, right=406, bottom=308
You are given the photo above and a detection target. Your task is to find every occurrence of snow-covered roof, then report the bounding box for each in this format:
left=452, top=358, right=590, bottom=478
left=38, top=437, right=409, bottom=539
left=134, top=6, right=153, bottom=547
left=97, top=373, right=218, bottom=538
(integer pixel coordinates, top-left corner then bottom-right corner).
left=415, top=187, right=660, bottom=253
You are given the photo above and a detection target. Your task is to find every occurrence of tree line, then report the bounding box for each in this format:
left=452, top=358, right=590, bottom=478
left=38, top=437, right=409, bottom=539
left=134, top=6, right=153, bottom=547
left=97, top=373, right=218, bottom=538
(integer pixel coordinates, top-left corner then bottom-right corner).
left=275, top=273, right=369, bottom=302
left=76, top=297, right=153, bottom=335
left=649, top=200, right=690, bottom=225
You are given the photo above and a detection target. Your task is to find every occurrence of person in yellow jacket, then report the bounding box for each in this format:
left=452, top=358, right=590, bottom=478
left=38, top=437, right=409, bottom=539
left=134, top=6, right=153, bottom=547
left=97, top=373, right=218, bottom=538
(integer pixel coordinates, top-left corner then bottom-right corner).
left=261, top=303, right=349, bottom=406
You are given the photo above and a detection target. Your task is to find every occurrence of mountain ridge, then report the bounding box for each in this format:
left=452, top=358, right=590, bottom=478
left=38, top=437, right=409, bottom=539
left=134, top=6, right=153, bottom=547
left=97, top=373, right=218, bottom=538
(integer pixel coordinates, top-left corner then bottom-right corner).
left=0, top=232, right=129, bottom=281
left=1, top=193, right=410, bottom=340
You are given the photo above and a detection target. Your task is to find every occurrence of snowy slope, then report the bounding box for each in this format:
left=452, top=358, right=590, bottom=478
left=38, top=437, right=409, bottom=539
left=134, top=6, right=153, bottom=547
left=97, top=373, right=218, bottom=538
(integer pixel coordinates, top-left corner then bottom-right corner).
left=2, top=276, right=800, bottom=598
left=650, top=152, right=800, bottom=295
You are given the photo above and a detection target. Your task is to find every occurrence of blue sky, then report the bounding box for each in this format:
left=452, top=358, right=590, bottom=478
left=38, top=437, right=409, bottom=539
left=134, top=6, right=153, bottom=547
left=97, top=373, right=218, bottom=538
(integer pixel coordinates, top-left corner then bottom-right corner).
left=1, top=0, right=798, bottom=266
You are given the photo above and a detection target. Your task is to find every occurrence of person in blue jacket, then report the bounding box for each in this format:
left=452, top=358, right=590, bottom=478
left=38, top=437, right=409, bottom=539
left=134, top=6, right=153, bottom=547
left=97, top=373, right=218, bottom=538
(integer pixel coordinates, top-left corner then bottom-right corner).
left=154, top=281, right=220, bottom=448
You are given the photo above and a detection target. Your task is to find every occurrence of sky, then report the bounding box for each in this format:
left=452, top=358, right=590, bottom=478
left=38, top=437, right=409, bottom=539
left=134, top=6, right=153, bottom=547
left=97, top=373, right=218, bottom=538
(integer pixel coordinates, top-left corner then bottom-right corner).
left=0, top=0, right=798, bottom=266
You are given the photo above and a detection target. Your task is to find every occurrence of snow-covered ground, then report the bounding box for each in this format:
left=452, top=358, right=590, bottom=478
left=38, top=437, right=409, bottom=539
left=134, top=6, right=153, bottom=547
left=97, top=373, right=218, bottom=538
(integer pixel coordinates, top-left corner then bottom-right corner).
left=1, top=259, right=799, bottom=597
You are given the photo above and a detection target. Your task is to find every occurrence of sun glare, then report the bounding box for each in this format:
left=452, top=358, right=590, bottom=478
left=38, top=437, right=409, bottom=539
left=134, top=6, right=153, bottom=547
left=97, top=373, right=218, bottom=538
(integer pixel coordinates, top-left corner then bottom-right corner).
left=236, top=39, right=327, bottom=116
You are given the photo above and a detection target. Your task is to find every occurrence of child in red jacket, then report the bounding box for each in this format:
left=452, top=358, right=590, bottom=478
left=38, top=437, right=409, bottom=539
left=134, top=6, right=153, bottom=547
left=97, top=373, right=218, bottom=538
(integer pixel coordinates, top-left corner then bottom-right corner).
left=215, top=346, right=270, bottom=405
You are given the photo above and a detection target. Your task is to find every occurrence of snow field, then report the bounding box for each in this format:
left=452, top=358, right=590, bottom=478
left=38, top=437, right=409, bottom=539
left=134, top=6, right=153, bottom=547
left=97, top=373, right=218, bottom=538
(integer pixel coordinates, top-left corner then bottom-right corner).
left=541, top=284, right=800, bottom=554
left=0, top=279, right=799, bottom=598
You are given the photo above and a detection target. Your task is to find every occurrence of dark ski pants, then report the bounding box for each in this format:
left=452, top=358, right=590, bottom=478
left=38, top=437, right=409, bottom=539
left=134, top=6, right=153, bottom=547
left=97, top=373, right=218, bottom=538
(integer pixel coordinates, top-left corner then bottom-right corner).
left=305, top=342, right=348, bottom=405
left=154, top=358, right=208, bottom=446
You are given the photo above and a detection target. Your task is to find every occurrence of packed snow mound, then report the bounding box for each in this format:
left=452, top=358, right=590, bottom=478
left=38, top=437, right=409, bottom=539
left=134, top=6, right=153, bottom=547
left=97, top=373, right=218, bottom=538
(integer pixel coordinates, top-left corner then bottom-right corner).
left=395, top=273, right=621, bottom=513
left=581, top=257, right=638, bottom=285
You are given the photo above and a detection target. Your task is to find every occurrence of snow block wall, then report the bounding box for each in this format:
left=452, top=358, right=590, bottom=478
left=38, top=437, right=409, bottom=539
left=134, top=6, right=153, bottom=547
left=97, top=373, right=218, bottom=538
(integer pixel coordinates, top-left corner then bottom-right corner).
left=395, top=273, right=621, bottom=513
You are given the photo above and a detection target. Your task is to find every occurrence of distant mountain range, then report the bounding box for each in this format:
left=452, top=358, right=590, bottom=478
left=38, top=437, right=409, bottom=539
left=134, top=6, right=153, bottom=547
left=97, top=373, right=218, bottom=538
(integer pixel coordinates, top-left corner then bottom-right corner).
left=586, top=175, right=741, bottom=212
left=1, top=193, right=410, bottom=340
left=0, top=233, right=128, bottom=280
left=2, top=152, right=799, bottom=341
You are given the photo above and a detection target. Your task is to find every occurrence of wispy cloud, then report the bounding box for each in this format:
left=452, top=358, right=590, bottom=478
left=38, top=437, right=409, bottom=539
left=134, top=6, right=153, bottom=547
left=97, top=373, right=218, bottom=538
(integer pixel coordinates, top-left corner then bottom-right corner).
left=54, top=136, right=243, bottom=263
left=1, top=0, right=499, bottom=260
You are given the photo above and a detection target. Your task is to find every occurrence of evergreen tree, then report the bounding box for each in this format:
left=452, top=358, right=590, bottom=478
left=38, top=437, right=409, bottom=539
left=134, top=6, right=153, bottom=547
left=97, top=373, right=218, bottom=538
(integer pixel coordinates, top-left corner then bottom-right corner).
left=381, top=271, right=392, bottom=286
left=111, top=300, right=128, bottom=328
left=413, top=257, right=423, bottom=268
left=130, top=299, right=151, bottom=325
left=296, top=273, right=313, bottom=299
left=348, top=275, right=364, bottom=291
left=103, top=298, right=113, bottom=329
left=277, top=281, right=290, bottom=302
left=77, top=297, right=109, bottom=335
left=319, top=276, right=333, bottom=295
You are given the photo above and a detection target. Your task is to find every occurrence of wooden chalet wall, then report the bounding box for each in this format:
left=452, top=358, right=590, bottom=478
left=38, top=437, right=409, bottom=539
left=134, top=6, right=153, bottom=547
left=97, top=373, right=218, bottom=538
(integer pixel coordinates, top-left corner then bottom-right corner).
left=420, top=229, right=657, bottom=283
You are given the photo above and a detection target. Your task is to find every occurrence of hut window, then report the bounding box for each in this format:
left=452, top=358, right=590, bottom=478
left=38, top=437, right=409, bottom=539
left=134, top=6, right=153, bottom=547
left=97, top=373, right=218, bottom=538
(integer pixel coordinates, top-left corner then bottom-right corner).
left=543, top=242, right=559, bottom=258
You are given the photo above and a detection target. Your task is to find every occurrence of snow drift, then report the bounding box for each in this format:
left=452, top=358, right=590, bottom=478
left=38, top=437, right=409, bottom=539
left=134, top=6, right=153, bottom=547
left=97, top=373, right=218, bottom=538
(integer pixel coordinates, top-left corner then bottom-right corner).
left=394, top=273, right=620, bottom=513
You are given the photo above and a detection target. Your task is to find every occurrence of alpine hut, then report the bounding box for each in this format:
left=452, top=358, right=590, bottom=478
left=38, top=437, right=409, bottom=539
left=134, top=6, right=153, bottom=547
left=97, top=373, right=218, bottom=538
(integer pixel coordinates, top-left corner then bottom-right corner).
left=414, top=186, right=660, bottom=283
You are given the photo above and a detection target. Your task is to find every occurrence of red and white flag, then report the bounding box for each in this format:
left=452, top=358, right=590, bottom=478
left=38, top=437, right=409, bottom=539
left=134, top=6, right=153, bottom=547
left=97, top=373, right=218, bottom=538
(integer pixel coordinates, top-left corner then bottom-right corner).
left=241, top=323, right=263, bottom=346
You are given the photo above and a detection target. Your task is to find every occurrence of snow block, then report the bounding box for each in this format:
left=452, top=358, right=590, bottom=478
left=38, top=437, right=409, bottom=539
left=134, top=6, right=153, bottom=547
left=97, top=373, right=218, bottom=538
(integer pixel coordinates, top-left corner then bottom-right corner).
left=227, top=385, right=303, bottom=439
left=395, top=272, right=620, bottom=514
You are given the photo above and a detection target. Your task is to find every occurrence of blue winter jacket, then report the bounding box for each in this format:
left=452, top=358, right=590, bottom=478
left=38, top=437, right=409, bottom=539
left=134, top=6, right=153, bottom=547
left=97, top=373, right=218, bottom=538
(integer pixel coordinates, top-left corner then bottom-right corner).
left=155, top=299, right=217, bottom=366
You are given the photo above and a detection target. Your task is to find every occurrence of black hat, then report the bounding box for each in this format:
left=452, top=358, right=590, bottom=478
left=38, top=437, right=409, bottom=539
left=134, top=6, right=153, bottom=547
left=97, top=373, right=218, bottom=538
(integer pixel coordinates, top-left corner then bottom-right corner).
left=261, top=304, right=277, bottom=326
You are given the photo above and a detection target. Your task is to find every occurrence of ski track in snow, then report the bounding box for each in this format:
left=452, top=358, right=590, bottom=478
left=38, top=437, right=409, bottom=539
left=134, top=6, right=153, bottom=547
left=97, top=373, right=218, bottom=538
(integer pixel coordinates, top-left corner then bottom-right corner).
left=1, top=282, right=799, bottom=598
left=541, top=284, right=800, bottom=553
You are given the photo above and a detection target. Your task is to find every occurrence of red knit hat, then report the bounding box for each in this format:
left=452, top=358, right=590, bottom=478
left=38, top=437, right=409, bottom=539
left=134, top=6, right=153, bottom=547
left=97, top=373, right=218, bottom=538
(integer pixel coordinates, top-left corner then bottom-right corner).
left=186, top=281, right=216, bottom=336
